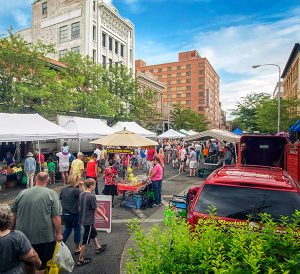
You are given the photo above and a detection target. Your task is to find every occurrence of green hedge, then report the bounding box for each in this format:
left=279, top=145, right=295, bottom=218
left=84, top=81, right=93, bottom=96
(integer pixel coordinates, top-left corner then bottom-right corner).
left=126, top=211, right=300, bottom=274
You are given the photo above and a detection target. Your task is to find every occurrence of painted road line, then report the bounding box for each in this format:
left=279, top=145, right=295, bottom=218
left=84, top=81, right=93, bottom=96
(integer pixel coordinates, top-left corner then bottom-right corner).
left=163, top=173, right=181, bottom=182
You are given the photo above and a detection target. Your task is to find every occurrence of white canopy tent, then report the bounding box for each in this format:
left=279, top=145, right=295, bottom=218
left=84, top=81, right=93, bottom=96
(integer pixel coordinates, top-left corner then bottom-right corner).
left=157, top=129, right=185, bottom=139
left=59, top=116, right=116, bottom=139
left=179, top=129, right=191, bottom=136
left=188, top=130, right=198, bottom=135
left=0, top=113, right=76, bottom=142
left=112, top=122, right=156, bottom=138
left=184, top=129, right=241, bottom=144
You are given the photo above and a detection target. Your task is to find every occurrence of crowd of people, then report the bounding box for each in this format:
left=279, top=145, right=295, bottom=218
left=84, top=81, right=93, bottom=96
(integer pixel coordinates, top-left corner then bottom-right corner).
left=0, top=139, right=236, bottom=273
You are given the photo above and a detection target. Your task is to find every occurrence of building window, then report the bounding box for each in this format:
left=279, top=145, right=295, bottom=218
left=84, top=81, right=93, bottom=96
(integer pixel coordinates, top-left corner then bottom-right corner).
left=186, top=79, right=191, bottom=83
left=59, top=26, right=68, bottom=43
left=93, top=25, right=96, bottom=41
left=177, top=65, right=181, bottom=70
left=186, top=100, right=191, bottom=105
left=109, top=37, right=113, bottom=51
left=150, top=69, right=154, bottom=73
left=177, top=72, right=181, bottom=77
left=177, top=93, right=181, bottom=98
left=158, top=68, right=162, bottom=72
left=158, top=75, right=162, bottom=79
left=130, top=49, right=132, bottom=62
left=102, top=33, right=106, bottom=47
left=186, top=93, right=191, bottom=98
left=102, top=55, right=106, bottom=66
left=167, top=81, right=172, bottom=85
left=167, top=67, right=172, bottom=71
left=199, top=78, right=205, bottom=82
left=198, top=92, right=204, bottom=97
left=177, top=80, right=181, bottom=84
left=199, top=70, right=204, bottom=74
left=199, top=85, right=204, bottom=90
left=59, top=49, right=68, bottom=59
left=168, top=87, right=172, bottom=91
left=198, top=99, right=205, bottom=104
left=198, top=106, right=204, bottom=111
left=71, top=22, right=80, bottom=40
left=186, top=86, right=191, bottom=90
left=167, top=74, right=172, bottom=78
left=109, top=58, right=112, bottom=67
left=115, top=41, right=118, bottom=54
left=42, top=2, right=47, bottom=15
left=93, top=49, right=96, bottom=63
left=199, top=63, right=204, bottom=67
left=186, top=64, right=191, bottom=69
left=93, top=1, right=96, bottom=11
left=167, top=94, right=172, bottom=99
left=71, top=46, right=80, bottom=53
left=120, top=44, right=124, bottom=57
left=186, top=71, right=191, bottom=76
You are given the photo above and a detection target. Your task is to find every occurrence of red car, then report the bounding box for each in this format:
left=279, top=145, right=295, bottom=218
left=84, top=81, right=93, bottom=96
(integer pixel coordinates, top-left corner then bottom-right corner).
left=187, top=135, right=300, bottom=225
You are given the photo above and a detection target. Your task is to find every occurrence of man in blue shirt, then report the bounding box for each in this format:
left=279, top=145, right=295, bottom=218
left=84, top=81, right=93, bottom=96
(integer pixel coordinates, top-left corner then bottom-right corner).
left=24, top=152, right=36, bottom=188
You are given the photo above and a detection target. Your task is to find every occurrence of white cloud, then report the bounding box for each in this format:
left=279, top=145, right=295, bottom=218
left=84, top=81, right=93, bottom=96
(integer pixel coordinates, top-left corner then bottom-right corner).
left=14, top=10, right=31, bottom=28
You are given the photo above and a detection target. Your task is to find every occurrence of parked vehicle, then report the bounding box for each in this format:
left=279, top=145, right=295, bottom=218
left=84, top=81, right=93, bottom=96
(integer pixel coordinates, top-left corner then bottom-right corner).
left=187, top=135, right=300, bottom=225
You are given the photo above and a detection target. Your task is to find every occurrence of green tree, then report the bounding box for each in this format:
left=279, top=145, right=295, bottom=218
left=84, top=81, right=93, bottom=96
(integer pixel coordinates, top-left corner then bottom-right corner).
left=256, top=98, right=300, bottom=133
left=60, top=53, right=114, bottom=117
left=0, top=30, right=71, bottom=115
left=231, top=93, right=270, bottom=131
left=171, top=104, right=208, bottom=132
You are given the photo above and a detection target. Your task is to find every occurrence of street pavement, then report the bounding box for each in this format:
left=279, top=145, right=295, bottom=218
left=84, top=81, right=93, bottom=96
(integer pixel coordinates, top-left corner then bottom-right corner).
left=0, top=164, right=204, bottom=274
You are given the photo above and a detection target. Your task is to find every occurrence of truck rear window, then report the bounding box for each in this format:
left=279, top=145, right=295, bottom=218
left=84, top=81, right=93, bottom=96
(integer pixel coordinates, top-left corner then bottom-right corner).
left=195, top=184, right=300, bottom=222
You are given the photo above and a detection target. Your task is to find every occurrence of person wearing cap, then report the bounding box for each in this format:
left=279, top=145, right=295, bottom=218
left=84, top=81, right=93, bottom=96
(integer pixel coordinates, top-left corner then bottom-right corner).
left=24, top=152, right=36, bottom=188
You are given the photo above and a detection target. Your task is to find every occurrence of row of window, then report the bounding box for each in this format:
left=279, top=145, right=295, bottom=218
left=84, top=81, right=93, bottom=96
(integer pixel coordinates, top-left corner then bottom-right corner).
left=59, top=46, right=80, bottom=59
left=59, top=22, right=80, bottom=43
left=101, top=32, right=125, bottom=57
left=143, top=63, right=204, bottom=73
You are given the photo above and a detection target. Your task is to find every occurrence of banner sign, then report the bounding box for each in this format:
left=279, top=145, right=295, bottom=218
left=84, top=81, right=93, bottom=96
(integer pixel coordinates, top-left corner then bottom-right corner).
left=107, top=148, right=134, bottom=154
left=94, top=195, right=112, bottom=233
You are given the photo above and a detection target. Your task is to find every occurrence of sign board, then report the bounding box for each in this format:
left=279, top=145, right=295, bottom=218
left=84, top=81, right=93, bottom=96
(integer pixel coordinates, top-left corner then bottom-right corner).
left=94, top=195, right=112, bottom=233
left=107, top=148, right=134, bottom=154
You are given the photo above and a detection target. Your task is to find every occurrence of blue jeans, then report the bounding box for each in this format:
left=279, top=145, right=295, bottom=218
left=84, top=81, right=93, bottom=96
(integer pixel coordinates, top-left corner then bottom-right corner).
left=62, top=213, right=81, bottom=245
left=152, top=180, right=162, bottom=205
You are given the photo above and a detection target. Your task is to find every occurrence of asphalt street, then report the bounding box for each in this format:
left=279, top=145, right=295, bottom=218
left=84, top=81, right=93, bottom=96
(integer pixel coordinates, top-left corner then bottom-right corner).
left=0, top=164, right=203, bottom=274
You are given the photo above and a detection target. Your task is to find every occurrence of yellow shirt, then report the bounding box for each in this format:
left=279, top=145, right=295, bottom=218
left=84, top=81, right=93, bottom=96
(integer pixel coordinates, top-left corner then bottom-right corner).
left=71, top=159, right=84, bottom=176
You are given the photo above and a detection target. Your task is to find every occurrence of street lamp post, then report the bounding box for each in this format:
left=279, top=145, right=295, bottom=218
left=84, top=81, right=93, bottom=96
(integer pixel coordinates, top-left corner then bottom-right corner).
left=251, top=64, right=281, bottom=133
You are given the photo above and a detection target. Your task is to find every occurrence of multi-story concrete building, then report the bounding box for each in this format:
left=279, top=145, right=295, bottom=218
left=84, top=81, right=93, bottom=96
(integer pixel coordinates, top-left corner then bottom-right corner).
left=282, top=43, right=300, bottom=113
left=17, top=0, right=135, bottom=70
left=136, top=71, right=166, bottom=132
left=273, top=81, right=284, bottom=99
left=135, top=50, right=220, bottom=128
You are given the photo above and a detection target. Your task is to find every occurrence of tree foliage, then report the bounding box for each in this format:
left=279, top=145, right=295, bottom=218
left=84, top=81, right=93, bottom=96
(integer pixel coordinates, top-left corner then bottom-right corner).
left=231, top=92, right=300, bottom=133
left=0, top=31, right=159, bottom=126
left=171, top=104, right=208, bottom=132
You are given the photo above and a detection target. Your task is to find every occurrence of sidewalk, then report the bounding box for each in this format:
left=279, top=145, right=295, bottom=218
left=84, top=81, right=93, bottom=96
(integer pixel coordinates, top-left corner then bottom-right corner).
left=119, top=177, right=201, bottom=274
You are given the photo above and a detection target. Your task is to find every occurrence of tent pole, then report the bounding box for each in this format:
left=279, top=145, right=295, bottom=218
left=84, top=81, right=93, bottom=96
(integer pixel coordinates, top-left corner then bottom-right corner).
left=78, top=138, right=81, bottom=152
left=38, top=140, right=41, bottom=173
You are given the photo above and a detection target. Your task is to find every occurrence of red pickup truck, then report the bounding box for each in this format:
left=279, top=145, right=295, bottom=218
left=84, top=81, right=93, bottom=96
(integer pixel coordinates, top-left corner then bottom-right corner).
left=187, top=135, right=300, bottom=225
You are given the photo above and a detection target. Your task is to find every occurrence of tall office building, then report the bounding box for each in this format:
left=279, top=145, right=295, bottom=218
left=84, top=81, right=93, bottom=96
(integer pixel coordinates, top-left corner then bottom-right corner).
left=135, top=50, right=221, bottom=128
left=17, top=0, right=135, bottom=70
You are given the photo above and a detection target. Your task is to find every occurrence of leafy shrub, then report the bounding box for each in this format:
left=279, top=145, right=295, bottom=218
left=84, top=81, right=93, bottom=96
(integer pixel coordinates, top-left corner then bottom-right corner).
left=126, top=211, right=300, bottom=274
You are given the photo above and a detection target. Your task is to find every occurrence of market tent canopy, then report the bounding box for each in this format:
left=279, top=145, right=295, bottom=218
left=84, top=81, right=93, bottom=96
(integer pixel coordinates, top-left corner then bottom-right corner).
left=90, top=129, right=158, bottom=147
left=188, top=130, right=198, bottom=135
left=0, top=113, right=76, bottom=142
left=289, top=120, right=300, bottom=132
left=59, top=116, right=116, bottom=139
left=157, top=129, right=185, bottom=139
left=112, top=122, right=156, bottom=138
left=179, top=129, right=191, bottom=136
left=232, top=128, right=243, bottom=135
left=184, top=129, right=241, bottom=144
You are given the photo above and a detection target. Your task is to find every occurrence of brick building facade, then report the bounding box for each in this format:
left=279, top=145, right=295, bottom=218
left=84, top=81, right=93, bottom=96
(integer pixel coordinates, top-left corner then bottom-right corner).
left=135, top=50, right=221, bottom=128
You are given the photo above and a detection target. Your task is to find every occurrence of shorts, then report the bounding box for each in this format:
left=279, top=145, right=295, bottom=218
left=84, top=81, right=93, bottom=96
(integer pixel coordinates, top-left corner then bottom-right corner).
left=189, top=160, right=198, bottom=169
left=28, top=241, right=56, bottom=270
left=82, top=225, right=97, bottom=245
left=59, top=165, right=69, bottom=172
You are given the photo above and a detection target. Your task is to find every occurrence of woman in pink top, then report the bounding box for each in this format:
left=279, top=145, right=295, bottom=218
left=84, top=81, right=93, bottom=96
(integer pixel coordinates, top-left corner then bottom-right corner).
left=149, top=157, right=163, bottom=206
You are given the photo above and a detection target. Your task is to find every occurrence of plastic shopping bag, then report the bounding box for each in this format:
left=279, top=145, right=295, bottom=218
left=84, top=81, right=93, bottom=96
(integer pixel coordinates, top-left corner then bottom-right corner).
left=53, top=242, right=75, bottom=273
left=46, top=243, right=59, bottom=274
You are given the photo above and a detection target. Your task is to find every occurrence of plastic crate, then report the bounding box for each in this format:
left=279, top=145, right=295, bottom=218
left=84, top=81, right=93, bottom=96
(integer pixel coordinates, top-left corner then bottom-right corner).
left=169, top=198, right=187, bottom=218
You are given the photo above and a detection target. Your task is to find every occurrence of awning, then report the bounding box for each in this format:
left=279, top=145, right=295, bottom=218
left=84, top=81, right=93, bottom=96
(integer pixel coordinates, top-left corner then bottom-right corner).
left=289, top=120, right=300, bottom=132
left=59, top=116, right=116, bottom=139
left=112, top=122, right=156, bottom=138
left=157, top=129, right=185, bottom=139
left=0, top=113, right=76, bottom=142
left=232, top=128, right=243, bottom=135
left=184, top=129, right=241, bottom=144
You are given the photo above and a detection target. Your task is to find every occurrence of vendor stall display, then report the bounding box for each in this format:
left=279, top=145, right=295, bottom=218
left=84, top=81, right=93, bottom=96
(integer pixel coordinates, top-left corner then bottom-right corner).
left=0, top=165, right=23, bottom=190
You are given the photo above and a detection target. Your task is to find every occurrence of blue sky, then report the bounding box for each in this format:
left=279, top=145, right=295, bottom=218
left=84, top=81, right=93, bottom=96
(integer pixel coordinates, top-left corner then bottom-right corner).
left=1, top=0, right=300, bottom=115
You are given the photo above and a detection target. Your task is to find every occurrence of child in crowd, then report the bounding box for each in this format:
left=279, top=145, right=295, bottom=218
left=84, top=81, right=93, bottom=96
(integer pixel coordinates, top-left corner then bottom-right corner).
left=62, top=142, right=69, bottom=155
left=77, top=178, right=108, bottom=267
left=47, top=157, right=56, bottom=184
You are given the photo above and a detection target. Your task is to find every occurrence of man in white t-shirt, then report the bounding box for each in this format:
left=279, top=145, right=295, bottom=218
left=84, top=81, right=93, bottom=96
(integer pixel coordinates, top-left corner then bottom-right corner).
left=94, top=145, right=101, bottom=162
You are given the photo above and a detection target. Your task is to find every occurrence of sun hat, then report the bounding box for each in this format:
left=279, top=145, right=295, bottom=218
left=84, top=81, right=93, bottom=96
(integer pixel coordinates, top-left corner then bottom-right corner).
left=27, top=152, right=34, bottom=157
